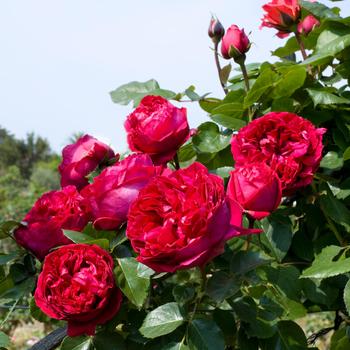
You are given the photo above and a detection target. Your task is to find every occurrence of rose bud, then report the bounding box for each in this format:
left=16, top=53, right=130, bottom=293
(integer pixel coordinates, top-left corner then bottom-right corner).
left=227, top=163, right=282, bottom=220
left=260, top=0, right=301, bottom=38
left=125, top=95, right=190, bottom=165
left=297, top=15, right=320, bottom=36
left=34, top=244, right=122, bottom=337
left=231, top=112, right=326, bottom=195
left=81, top=154, right=160, bottom=231
left=127, top=162, right=258, bottom=273
left=208, top=16, right=225, bottom=44
left=14, top=186, right=90, bottom=260
left=59, top=134, right=116, bottom=190
left=221, top=25, right=250, bottom=60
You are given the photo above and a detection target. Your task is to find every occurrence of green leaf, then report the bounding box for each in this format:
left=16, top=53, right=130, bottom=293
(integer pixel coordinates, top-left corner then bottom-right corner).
left=331, top=328, right=350, bottom=350
left=62, top=230, right=109, bottom=250
left=301, top=245, right=350, bottom=279
left=220, top=64, right=232, bottom=85
left=300, top=0, right=340, bottom=19
left=160, top=342, right=189, bottom=350
left=260, top=321, right=307, bottom=350
left=0, top=331, right=10, bottom=348
left=29, top=298, right=50, bottom=322
left=209, top=114, right=246, bottom=130
left=344, top=146, right=350, bottom=161
left=188, top=319, right=225, bottom=350
left=306, top=88, right=350, bottom=106
left=259, top=215, right=293, bottom=262
left=192, top=122, right=231, bottom=154
left=320, top=151, right=344, bottom=169
left=93, top=331, right=126, bottom=350
left=230, top=251, right=271, bottom=275
left=244, top=65, right=278, bottom=108
left=172, top=284, right=195, bottom=305
left=0, top=220, right=21, bottom=239
left=60, top=336, right=92, bottom=350
left=139, top=302, right=184, bottom=339
left=206, top=271, right=239, bottom=303
left=302, top=34, right=350, bottom=66
left=273, top=37, right=299, bottom=58
left=273, top=65, right=307, bottom=98
left=0, top=252, right=17, bottom=265
left=114, top=258, right=150, bottom=309
left=344, top=279, right=350, bottom=316
left=109, top=79, right=176, bottom=107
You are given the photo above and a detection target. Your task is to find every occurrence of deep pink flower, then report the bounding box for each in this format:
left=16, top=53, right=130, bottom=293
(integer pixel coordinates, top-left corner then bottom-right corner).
left=221, top=25, right=250, bottom=59
left=125, top=96, right=190, bottom=165
left=261, top=0, right=301, bottom=38
left=227, top=163, right=282, bottom=220
left=34, top=244, right=122, bottom=337
left=231, top=112, right=326, bottom=195
left=14, top=186, right=90, bottom=260
left=297, top=15, right=320, bottom=36
left=59, top=134, right=116, bottom=190
left=81, top=154, right=160, bottom=231
left=127, top=162, right=253, bottom=273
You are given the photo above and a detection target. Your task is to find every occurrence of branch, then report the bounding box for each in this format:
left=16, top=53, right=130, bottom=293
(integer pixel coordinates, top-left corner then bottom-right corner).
left=28, top=326, right=67, bottom=350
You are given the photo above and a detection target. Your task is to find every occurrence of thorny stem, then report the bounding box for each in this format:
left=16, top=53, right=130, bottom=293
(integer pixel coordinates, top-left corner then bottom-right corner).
left=214, top=42, right=228, bottom=95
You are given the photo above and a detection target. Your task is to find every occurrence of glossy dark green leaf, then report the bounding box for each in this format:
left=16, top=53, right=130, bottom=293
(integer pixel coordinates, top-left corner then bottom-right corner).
left=260, top=321, right=307, bottom=350
left=0, top=331, right=10, bottom=349
left=330, top=328, right=350, bottom=350
left=306, top=88, right=350, bottom=106
left=320, top=151, right=344, bottom=169
left=139, top=302, right=184, bottom=339
left=160, top=342, right=189, bottom=350
left=301, top=245, right=350, bottom=279
left=188, top=319, right=225, bottom=350
left=63, top=230, right=110, bottom=250
left=300, top=0, right=340, bottom=19
left=114, top=257, right=150, bottom=308
left=93, top=331, right=126, bottom=350
left=110, top=79, right=176, bottom=107
left=230, top=251, right=271, bottom=275
left=209, top=114, right=246, bottom=130
left=206, top=271, right=239, bottom=303
left=60, top=336, right=92, bottom=350
left=192, top=122, right=231, bottom=154
left=273, top=65, right=307, bottom=98
left=0, top=252, right=17, bottom=265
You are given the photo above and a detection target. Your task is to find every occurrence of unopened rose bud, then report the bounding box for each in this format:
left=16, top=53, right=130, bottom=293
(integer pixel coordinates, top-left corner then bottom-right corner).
left=221, top=24, right=250, bottom=60
left=297, top=15, right=320, bottom=36
left=208, top=16, right=225, bottom=44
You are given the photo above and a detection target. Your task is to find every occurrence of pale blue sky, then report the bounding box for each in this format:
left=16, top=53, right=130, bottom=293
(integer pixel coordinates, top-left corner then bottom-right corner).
left=0, top=1, right=348, bottom=153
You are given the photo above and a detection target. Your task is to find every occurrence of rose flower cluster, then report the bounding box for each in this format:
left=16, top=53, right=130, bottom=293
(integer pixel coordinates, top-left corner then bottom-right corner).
left=12, top=0, right=325, bottom=338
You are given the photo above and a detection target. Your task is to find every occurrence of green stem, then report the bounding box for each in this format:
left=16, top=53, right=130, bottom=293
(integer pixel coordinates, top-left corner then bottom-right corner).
left=174, top=153, right=180, bottom=170
left=237, top=59, right=253, bottom=122
left=294, top=32, right=308, bottom=61
left=214, top=42, right=228, bottom=95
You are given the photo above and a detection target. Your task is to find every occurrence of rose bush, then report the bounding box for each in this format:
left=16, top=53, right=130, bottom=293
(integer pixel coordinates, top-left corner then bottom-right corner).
left=1, top=0, right=350, bottom=349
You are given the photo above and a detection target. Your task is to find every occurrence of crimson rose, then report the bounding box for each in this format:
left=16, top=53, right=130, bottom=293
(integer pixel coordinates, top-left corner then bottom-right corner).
left=14, top=186, right=89, bottom=260
left=261, top=0, right=301, bottom=38
left=34, top=244, right=122, bottom=337
left=81, top=154, right=159, bottom=231
left=221, top=24, right=250, bottom=60
left=125, top=95, right=190, bottom=165
left=127, top=162, right=248, bottom=273
left=59, top=134, right=116, bottom=190
left=227, top=163, right=282, bottom=220
left=231, top=112, right=326, bottom=195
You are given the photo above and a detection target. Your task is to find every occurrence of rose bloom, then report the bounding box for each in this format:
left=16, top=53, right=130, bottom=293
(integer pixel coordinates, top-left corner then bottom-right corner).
left=127, top=162, right=253, bottom=273
left=82, top=153, right=160, bottom=231
left=297, top=15, right=320, bottom=36
left=227, top=163, right=282, bottom=220
left=59, top=134, right=116, bottom=190
left=261, top=0, right=301, bottom=38
left=221, top=25, right=250, bottom=60
left=125, top=95, right=190, bottom=165
left=34, top=244, right=122, bottom=337
left=231, top=112, right=326, bottom=195
left=14, top=186, right=89, bottom=260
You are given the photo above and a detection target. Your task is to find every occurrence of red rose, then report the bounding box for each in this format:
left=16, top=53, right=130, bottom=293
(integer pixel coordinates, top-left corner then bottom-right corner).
left=59, top=134, right=116, bottom=190
left=261, top=0, right=301, bottom=38
left=297, top=15, right=320, bottom=36
left=81, top=154, right=160, bottom=231
left=227, top=163, right=282, bottom=220
left=125, top=95, right=190, bottom=165
left=126, top=162, right=250, bottom=273
left=221, top=25, right=250, bottom=60
left=231, top=112, right=326, bottom=195
left=14, top=186, right=89, bottom=260
left=34, top=244, right=122, bottom=337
